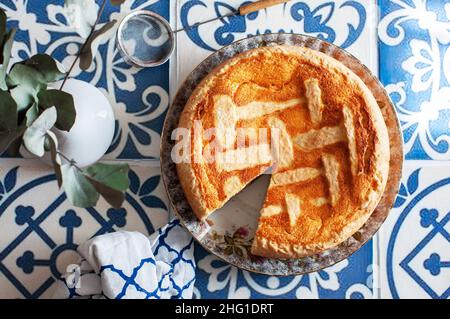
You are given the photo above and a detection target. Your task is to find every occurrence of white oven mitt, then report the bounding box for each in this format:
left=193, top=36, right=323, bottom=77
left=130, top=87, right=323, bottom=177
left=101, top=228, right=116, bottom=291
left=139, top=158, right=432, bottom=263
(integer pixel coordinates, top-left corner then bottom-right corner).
left=52, top=219, right=196, bottom=299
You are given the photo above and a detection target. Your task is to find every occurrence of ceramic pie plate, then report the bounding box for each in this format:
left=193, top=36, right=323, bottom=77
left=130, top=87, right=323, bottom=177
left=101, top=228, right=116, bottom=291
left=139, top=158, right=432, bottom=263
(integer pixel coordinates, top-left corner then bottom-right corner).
left=160, top=33, right=403, bottom=276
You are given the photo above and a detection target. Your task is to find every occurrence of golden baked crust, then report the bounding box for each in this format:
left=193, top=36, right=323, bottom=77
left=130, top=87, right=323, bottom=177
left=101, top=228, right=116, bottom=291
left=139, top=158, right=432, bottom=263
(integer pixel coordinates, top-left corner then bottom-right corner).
left=176, top=45, right=390, bottom=258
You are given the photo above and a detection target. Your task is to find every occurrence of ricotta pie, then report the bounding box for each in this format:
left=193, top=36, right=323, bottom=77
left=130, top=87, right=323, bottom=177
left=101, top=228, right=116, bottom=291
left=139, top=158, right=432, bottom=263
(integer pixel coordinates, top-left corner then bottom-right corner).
left=176, top=45, right=390, bottom=259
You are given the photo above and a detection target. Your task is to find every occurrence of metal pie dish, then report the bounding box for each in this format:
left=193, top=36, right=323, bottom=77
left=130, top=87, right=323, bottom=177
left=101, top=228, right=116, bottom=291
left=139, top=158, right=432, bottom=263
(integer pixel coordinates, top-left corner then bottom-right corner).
left=160, top=33, right=403, bottom=276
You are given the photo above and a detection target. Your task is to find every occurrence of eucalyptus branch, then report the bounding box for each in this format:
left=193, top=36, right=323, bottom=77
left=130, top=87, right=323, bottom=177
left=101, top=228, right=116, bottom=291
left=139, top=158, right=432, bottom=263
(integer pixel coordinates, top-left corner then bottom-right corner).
left=0, top=3, right=130, bottom=208
left=59, top=0, right=108, bottom=90
left=58, top=0, right=110, bottom=170
left=56, top=151, right=82, bottom=171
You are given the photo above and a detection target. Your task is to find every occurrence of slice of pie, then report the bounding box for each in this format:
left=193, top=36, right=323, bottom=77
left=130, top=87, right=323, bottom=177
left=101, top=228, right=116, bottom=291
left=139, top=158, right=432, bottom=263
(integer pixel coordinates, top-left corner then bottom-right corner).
left=176, top=45, right=390, bottom=259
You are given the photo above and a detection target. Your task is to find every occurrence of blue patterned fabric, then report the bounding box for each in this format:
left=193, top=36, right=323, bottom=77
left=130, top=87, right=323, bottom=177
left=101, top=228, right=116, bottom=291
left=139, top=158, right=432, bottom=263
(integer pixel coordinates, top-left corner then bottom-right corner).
left=53, top=219, right=195, bottom=299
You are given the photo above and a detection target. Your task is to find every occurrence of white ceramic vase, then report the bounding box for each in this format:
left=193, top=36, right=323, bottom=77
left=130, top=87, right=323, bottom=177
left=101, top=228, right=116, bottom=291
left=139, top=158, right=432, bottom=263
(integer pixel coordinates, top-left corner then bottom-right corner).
left=47, top=79, right=115, bottom=167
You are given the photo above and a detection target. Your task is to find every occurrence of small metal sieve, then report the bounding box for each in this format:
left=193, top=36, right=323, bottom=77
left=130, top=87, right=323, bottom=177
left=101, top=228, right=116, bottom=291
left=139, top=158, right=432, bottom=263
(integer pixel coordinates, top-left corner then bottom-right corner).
left=117, top=10, right=174, bottom=68
left=117, top=0, right=291, bottom=68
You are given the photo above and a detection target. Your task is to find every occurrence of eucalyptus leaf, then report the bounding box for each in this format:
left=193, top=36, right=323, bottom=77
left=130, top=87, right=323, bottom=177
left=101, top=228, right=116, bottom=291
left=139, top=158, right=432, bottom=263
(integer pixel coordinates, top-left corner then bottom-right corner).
left=110, top=0, right=126, bottom=6
left=85, top=163, right=130, bottom=191
left=0, top=127, right=23, bottom=155
left=23, top=54, right=65, bottom=83
left=23, top=106, right=57, bottom=157
left=0, top=10, right=6, bottom=40
left=0, top=90, right=17, bottom=133
left=79, top=20, right=116, bottom=71
left=86, top=177, right=125, bottom=208
left=0, top=28, right=16, bottom=90
left=47, top=132, right=63, bottom=188
left=0, top=90, right=20, bottom=154
left=64, top=0, right=97, bottom=39
left=25, top=102, right=39, bottom=126
left=38, top=89, right=76, bottom=131
left=84, top=163, right=130, bottom=208
left=62, top=163, right=99, bottom=207
left=8, top=64, right=46, bottom=111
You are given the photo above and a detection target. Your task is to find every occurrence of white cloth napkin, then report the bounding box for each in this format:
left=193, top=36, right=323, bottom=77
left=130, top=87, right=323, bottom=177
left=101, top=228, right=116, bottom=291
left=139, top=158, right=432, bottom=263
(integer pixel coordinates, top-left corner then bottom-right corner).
left=53, top=219, right=196, bottom=299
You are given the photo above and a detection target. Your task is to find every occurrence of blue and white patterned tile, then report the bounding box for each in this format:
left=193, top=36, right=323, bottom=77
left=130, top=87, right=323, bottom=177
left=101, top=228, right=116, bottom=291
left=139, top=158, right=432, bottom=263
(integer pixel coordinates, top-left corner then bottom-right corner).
left=0, top=160, right=169, bottom=298
left=193, top=242, right=374, bottom=299
left=378, top=161, right=450, bottom=299
left=379, top=0, right=450, bottom=160
left=174, top=0, right=378, bottom=299
left=1, top=0, right=170, bottom=160
left=174, top=0, right=378, bottom=85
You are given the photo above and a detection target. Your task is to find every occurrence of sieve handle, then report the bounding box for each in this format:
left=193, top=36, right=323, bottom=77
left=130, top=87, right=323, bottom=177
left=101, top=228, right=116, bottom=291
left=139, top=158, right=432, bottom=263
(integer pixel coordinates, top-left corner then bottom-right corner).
left=239, top=0, right=291, bottom=15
